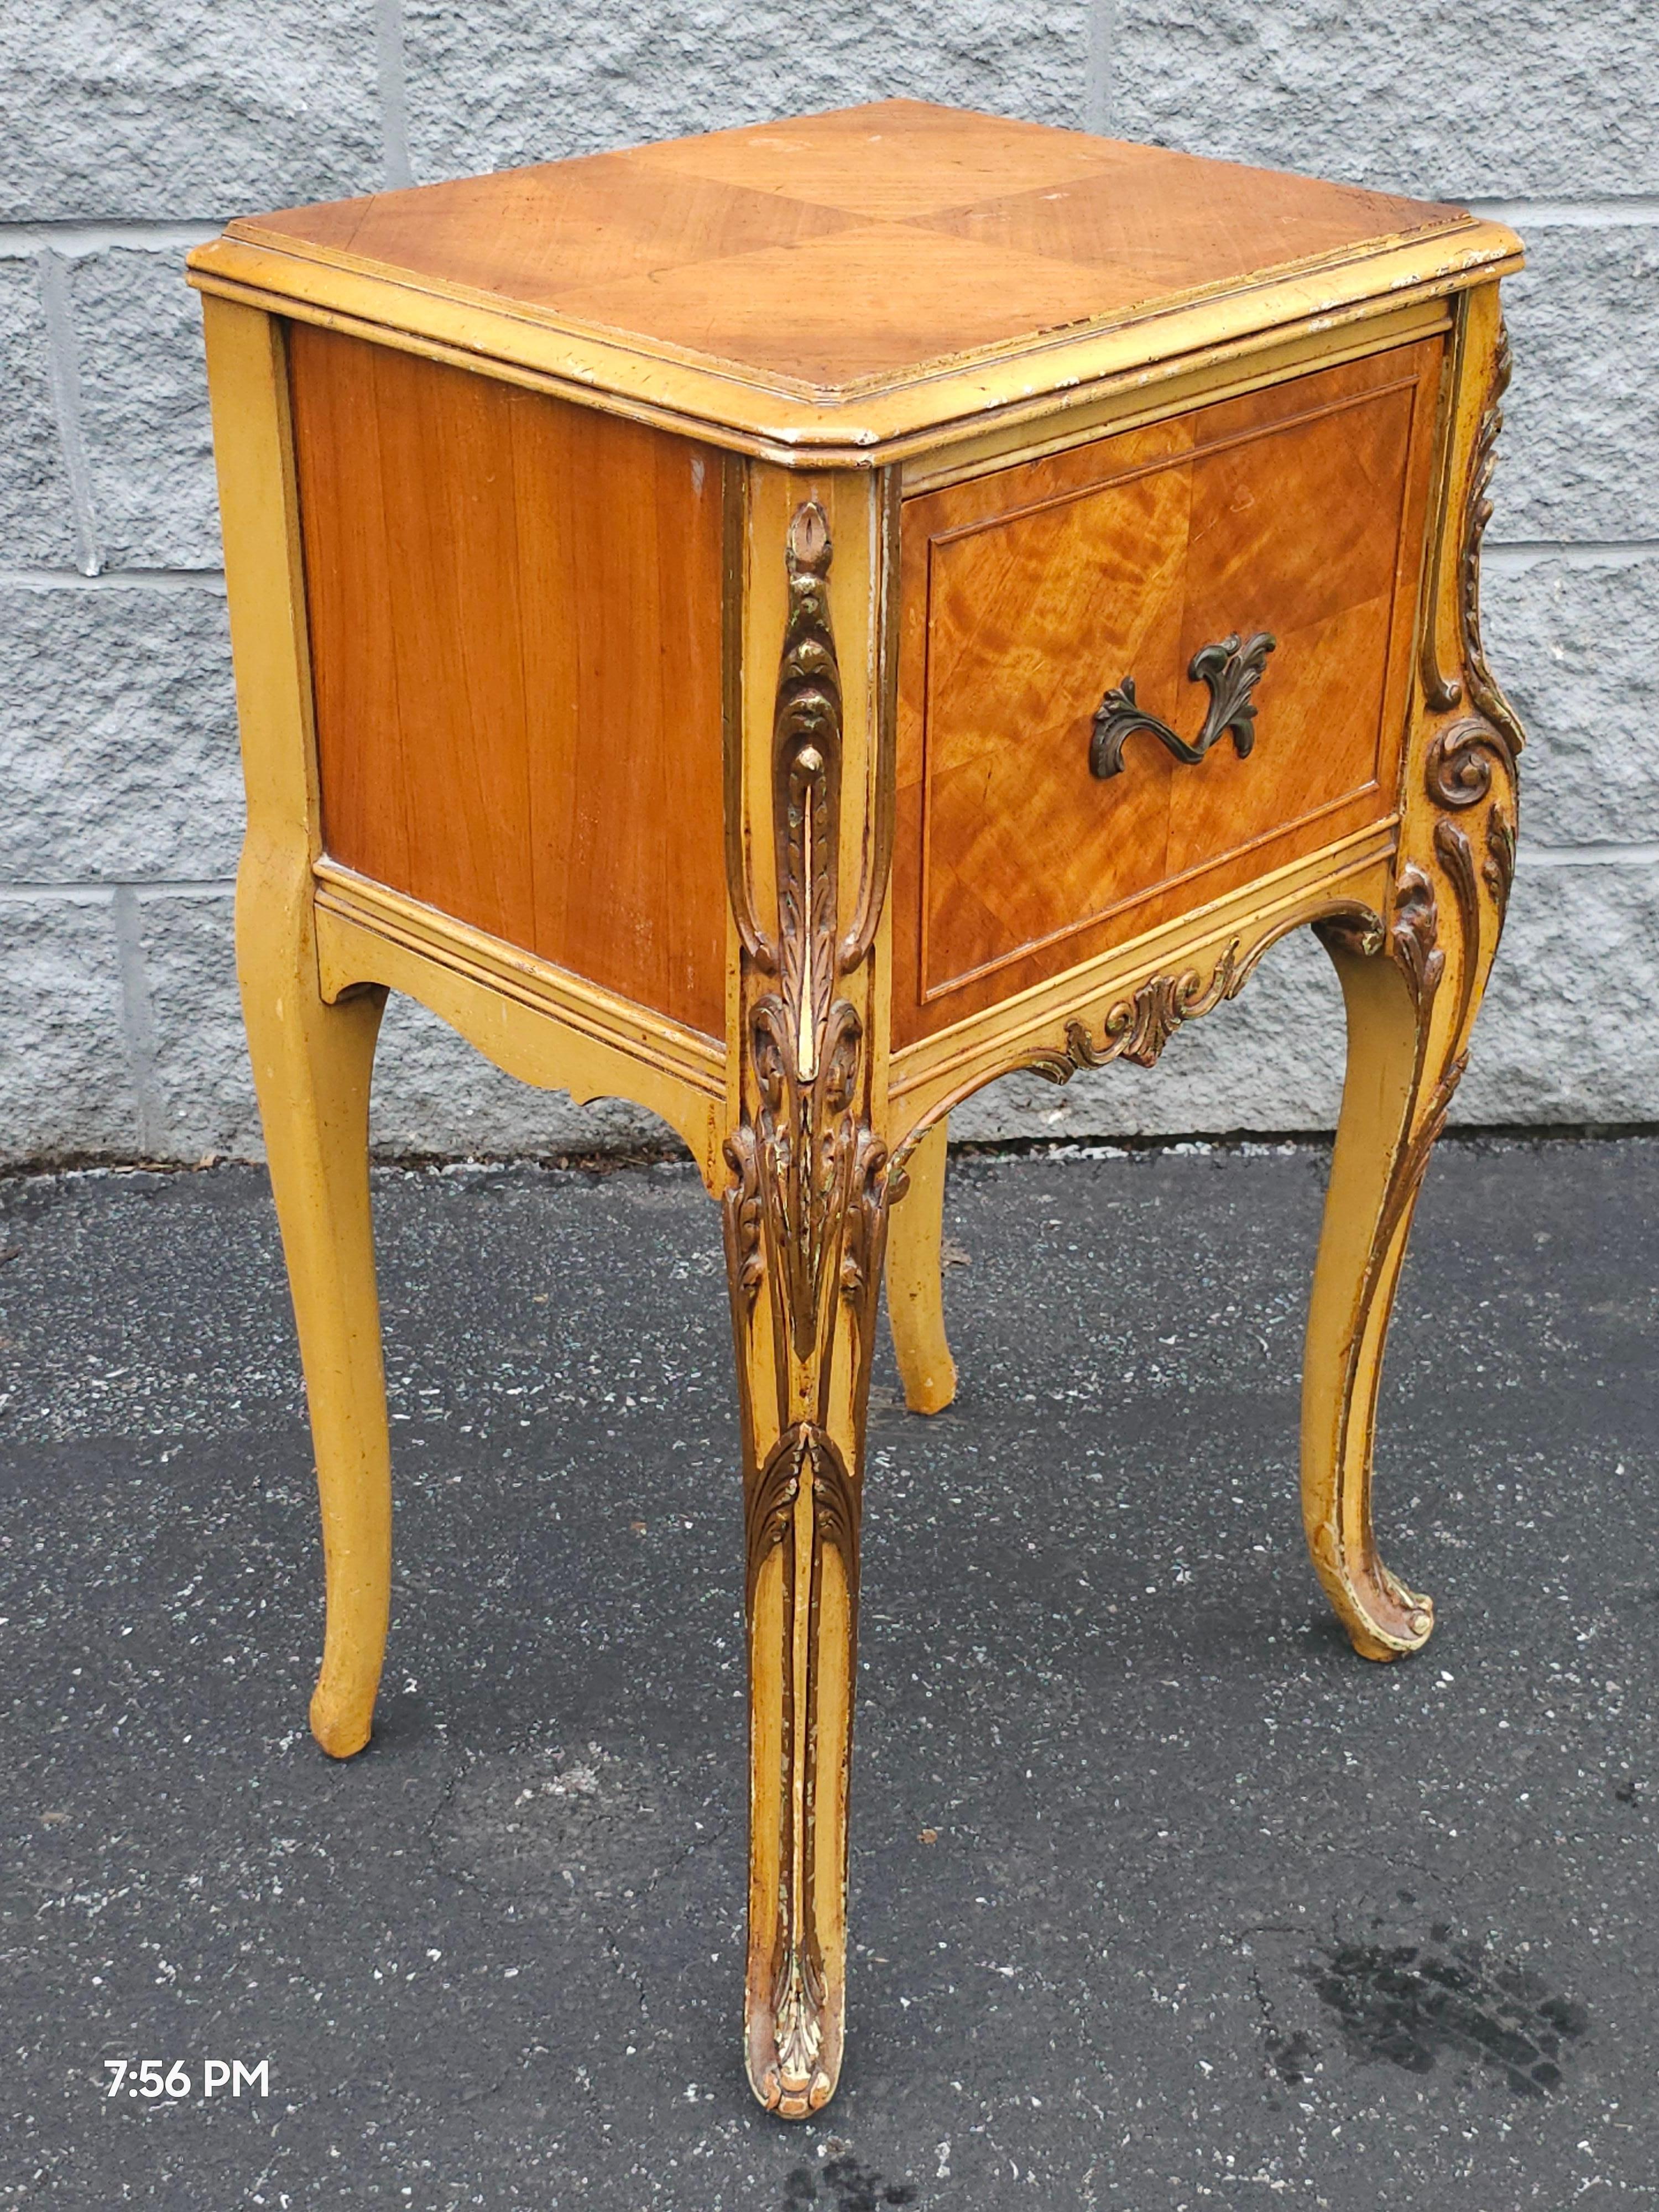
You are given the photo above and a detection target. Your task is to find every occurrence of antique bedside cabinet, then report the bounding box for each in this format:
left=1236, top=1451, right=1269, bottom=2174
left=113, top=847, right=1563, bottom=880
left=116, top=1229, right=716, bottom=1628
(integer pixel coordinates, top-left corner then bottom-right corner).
left=186, top=100, right=1525, bottom=2116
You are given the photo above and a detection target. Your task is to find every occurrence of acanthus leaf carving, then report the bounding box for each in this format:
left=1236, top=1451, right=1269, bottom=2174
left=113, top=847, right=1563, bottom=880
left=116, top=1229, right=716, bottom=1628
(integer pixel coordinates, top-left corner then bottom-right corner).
left=1387, top=863, right=1444, bottom=1012
left=1311, top=909, right=1386, bottom=963
left=1425, top=715, right=1519, bottom=813
left=1316, top=868, right=1446, bottom=1014
left=722, top=1121, right=765, bottom=1314
left=1456, top=323, right=1527, bottom=759
left=771, top=498, right=842, bottom=1076
left=1422, top=719, right=1517, bottom=965
left=745, top=1421, right=857, bottom=2120
left=1484, top=802, right=1516, bottom=928
left=1415, top=324, right=1525, bottom=1027
left=1432, top=815, right=1499, bottom=1045
left=732, top=500, right=891, bottom=1366
left=1432, top=817, right=1480, bottom=956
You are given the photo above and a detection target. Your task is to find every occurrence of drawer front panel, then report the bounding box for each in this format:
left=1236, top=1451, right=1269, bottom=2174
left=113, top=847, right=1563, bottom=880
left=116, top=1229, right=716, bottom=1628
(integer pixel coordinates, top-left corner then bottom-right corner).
left=893, top=337, right=1444, bottom=1043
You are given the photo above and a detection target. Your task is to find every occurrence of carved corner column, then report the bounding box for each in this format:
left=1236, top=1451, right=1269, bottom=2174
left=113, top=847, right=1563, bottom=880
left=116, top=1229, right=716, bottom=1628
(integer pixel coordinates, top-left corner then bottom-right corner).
left=1303, top=280, right=1524, bottom=1662
left=721, top=463, right=899, bottom=2115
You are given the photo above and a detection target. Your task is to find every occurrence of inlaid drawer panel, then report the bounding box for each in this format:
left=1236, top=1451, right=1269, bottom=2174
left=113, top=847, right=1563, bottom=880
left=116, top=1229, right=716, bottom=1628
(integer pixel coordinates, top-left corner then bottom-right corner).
left=892, top=337, right=1445, bottom=1044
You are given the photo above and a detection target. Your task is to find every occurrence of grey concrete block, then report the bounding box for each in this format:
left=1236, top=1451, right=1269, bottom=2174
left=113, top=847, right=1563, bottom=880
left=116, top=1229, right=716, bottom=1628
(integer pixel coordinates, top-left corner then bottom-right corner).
left=0, top=259, right=77, bottom=568
left=1494, top=225, right=1659, bottom=548
left=136, top=901, right=675, bottom=1165
left=1458, top=858, right=1659, bottom=1126
left=369, top=997, right=666, bottom=1160
left=1484, top=556, right=1659, bottom=848
left=404, top=0, right=1088, bottom=181
left=58, top=857, right=1659, bottom=1169
left=1109, top=1, right=1658, bottom=200
left=0, top=583, right=242, bottom=882
left=135, top=889, right=260, bottom=1160
left=0, top=0, right=384, bottom=222
left=0, top=893, right=136, bottom=1163
left=0, top=0, right=1648, bottom=1168
left=68, top=249, right=220, bottom=571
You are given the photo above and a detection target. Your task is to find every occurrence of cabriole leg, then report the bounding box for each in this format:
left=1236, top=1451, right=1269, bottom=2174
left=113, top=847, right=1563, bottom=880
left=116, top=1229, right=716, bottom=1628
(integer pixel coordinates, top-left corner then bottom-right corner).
left=722, top=481, right=895, bottom=2114
left=1305, top=780, right=1512, bottom=1659
left=240, top=842, right=392, bottom=1756
left=202, top=294, right=395, bottom=1761
left=1303, top=283, right=1522, bottom=1662
left=885, top=1118, right=957, bottom=1416
left=1302, top=930, right=1441, bottom=1659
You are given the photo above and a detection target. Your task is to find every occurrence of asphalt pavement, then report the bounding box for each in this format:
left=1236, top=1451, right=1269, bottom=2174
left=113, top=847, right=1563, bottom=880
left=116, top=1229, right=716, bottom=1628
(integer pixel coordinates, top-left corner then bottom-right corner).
left=3, top=1136, right=1657, bottom=2208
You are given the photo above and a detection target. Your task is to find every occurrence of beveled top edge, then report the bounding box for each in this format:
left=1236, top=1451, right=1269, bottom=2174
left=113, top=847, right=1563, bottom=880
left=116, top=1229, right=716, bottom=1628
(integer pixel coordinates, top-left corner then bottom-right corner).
left=186, top=216, right=1522, bottom=464
left=204, top=205, right=1491, bottom=407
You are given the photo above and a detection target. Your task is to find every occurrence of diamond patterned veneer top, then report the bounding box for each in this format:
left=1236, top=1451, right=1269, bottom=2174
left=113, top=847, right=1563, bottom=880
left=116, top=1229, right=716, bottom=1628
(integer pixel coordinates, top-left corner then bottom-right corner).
left=191, top=99, right=1501, bottom=447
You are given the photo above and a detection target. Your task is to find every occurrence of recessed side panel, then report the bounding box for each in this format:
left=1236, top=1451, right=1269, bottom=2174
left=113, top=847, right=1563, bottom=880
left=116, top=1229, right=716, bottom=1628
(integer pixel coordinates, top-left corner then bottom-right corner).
left=891, top=335, right=1444, bottom=1046
left=288, top=321, right=728, bottom=1039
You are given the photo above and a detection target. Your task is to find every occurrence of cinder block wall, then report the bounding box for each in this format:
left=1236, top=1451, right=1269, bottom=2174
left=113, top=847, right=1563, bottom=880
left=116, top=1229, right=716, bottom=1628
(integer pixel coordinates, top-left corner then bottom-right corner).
left=3, top=4, right=1654, bottom=1164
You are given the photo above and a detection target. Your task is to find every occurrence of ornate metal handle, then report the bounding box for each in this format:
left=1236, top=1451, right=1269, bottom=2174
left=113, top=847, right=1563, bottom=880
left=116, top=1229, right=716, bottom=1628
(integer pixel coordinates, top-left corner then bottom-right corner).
left=1089, top=630, right=1276, bottom=780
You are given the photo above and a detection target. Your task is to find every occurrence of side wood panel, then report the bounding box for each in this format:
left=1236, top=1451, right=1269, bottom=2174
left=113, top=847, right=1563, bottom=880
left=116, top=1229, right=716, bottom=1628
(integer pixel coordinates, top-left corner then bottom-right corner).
left=288, top=322, right=729, bottom=1039
left=891, top=336, right=1444, bottom=1046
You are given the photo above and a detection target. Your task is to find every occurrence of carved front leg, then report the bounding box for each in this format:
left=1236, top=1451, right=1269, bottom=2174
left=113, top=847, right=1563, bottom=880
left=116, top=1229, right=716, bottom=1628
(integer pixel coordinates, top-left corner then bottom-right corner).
left=1302, top=288, right=1522, bottom=1662
left=722, top=484, right=896, bottom=2114
left=724, top=1093, right=888, bottom=2114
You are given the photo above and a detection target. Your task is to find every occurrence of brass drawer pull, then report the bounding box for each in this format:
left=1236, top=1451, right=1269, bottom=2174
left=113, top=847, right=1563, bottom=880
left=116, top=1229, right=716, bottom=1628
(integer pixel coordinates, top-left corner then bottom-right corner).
left=1089, top=630, right=1276, bottom=779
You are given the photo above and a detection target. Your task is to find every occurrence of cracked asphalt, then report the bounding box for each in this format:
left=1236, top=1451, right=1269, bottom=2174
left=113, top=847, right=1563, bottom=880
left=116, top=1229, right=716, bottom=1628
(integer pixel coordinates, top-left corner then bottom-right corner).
left=3, top=1135, right=1658, bottom=2208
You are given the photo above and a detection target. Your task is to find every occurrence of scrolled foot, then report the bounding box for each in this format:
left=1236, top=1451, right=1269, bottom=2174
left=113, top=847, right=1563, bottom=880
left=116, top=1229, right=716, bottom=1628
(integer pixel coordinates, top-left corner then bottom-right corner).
left=1308, top=1530, right=1434, bottom=1662
left=747, top=1965, right=841, bottom=2117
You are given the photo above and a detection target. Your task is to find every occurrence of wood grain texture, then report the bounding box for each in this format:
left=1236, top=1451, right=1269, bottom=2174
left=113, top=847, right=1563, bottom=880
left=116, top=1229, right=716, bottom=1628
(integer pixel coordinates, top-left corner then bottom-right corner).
left=206, top=102, right=1475, bottom=401
left=891, top=337, right=1444, bottom=1044
left=288, top=322, right=729, bottom=1037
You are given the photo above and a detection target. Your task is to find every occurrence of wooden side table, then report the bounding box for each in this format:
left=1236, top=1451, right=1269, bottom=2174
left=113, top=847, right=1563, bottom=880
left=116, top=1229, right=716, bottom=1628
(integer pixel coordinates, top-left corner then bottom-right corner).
left=187, top=101, right=1525, bottom=2115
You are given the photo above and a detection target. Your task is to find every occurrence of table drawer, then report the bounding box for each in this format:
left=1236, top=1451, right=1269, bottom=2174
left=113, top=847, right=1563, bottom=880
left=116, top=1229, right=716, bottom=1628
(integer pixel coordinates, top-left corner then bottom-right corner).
left=893, top=337, right=1445, bottom=1042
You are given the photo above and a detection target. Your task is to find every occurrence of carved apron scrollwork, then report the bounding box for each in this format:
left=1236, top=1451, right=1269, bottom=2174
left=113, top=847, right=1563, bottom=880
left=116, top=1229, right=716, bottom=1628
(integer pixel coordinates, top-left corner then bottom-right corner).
left=1025, top=940, right=1243, bottom=1083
